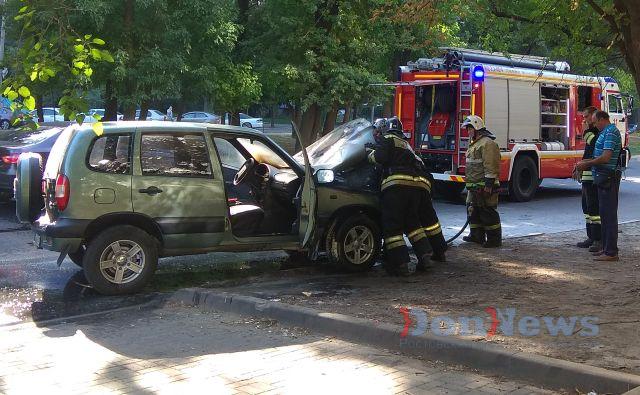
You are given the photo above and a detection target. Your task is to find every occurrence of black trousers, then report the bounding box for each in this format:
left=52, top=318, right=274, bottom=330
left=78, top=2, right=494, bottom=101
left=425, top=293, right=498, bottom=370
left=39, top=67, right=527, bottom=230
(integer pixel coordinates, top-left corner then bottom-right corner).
left=418, top=190, right=447, bottom=255
left=581, top=182, right=601, bottom=241
left=381, top=186, right=432, bottom=269
left=597, top=175, right=621, bottom=257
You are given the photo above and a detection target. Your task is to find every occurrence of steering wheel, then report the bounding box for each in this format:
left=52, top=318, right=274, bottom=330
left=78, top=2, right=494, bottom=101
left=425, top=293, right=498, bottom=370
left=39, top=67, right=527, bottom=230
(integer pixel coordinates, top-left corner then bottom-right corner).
left=233, top=158, right=256, bottom=186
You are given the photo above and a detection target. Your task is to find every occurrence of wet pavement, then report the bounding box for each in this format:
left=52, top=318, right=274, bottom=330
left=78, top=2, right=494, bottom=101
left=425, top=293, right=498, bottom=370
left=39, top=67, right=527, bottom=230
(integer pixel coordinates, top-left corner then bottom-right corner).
left=0, top=157, right=638, bottom=327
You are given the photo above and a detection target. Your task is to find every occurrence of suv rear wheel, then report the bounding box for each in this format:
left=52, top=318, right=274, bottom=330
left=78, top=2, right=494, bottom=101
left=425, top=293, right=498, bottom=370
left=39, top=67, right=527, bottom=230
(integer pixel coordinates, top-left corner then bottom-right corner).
left=15, top=153, right=43, bottom=223
left=83, top=225, right=158, bottom=295
left=325, top=214, right=380, bottom=272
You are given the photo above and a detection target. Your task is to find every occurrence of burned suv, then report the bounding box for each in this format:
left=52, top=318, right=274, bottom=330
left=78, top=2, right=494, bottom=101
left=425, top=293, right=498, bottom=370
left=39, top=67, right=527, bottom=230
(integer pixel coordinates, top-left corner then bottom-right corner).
left=15, top=119, right=382, bottom=295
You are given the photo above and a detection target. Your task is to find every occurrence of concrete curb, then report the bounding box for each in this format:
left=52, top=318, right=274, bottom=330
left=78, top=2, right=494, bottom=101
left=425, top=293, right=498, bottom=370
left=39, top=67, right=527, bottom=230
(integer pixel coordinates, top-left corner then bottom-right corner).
left=170, top=288, right=640, bottom=394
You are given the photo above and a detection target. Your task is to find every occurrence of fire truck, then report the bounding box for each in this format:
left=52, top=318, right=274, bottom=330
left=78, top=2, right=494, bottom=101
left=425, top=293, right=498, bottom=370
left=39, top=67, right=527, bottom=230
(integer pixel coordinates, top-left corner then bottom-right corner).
left=394, top=48, right=632, bottom=201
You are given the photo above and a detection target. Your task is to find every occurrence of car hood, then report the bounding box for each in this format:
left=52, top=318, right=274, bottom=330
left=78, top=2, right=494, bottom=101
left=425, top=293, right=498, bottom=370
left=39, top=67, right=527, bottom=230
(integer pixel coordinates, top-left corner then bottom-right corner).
left=293, top=119, right=375, bottom=171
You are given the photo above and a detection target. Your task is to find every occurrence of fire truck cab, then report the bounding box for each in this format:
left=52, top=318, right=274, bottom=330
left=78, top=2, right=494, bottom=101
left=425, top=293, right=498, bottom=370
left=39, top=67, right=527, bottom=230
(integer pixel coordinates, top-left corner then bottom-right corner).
left=395, top=48, right=632, bottom=202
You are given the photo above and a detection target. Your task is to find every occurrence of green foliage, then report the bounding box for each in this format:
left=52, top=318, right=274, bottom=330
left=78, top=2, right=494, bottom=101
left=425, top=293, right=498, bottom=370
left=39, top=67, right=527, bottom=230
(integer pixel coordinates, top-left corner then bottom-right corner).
left=3, top=0, right=114, bottom=129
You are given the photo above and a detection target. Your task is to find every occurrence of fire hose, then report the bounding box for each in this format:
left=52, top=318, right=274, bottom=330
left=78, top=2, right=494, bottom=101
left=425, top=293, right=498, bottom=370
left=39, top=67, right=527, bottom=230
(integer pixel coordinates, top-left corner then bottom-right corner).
left=445, top=203, right=471, bottom=245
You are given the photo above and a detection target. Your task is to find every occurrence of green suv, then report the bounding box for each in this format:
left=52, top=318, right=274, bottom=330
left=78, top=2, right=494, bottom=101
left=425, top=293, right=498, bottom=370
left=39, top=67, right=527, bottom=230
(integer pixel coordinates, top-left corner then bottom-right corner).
left=15, top=119, right=382, bottom=294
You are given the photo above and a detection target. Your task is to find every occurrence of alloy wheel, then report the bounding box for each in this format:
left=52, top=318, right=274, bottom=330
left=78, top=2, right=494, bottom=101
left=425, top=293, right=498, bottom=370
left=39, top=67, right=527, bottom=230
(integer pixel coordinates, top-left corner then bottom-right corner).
left=98, top=240, right=146, bottom=284
left=343, top=225, right=374, bottom=265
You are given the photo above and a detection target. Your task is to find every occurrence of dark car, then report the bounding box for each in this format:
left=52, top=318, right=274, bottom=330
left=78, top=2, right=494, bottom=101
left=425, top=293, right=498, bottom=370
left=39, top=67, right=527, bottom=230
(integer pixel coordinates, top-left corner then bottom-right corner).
left=0, top=127, right=62, bottom=201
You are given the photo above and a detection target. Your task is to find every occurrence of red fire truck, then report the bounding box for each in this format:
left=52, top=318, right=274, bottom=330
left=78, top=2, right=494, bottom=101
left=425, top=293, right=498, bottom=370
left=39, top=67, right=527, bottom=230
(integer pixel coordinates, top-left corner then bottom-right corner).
left=394, top=48, right=632, bottom=201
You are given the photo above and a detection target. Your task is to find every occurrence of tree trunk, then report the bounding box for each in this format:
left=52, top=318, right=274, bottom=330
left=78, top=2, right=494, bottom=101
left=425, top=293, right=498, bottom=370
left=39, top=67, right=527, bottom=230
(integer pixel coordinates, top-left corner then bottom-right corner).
left=299, top=103, right=322, bottom=148
left=343, top=104, right=352, bottom=123
left=271, top=104, right=276, bottom=128
left=139, top=101, right=149, bottom=120
left=322, top=103, right=338, bottom=136
left=383, top=100, right=393, bottom=118
left=104, top=79, right=118, bottom=121
left=615, top=0, right=640, bottom=96
left=36, top=96, right=43, bottom=123
left=176, top=98, right=186, bottom=121
left=231, top=111, right=241, bottom=126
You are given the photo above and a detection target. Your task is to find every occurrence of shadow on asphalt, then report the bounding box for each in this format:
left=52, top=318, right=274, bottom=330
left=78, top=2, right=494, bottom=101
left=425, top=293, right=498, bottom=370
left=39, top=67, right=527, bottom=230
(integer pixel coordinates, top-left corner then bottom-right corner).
left=27, top=254, right=340, bottom=329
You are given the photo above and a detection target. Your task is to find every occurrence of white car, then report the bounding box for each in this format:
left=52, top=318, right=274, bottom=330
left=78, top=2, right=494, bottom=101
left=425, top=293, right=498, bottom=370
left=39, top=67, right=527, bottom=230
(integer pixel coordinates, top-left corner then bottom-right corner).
left=240, top=113, right=263, bottom=129
left=136, top=109, right=170, bottom=121
left=180, top=111, right=221, bottom=123
left=39, top=107, right=64, bottom=123
left=88, top=108, right=124, bottom=122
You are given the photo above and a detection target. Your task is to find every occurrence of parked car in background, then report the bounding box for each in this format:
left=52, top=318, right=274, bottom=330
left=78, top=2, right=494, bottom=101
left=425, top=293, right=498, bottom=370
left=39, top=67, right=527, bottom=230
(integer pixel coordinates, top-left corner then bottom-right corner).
left=180, top=111, right=221, bottom=124
left=0, top=127, right=61, bottom=201
left=40, top=107, right=64, bottom=123
left=89, top=109, right=124, bottom=121
left=630, top=124, right=638, bottom=134
left=136, top=109, right=170, bottom=121
left=240, top=113, right=263, bottom=129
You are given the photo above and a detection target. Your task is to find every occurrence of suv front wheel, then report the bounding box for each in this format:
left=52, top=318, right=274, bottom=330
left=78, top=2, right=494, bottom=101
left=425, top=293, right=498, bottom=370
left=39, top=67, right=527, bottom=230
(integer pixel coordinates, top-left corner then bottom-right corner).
left=83, top=225, right=158, bottom=295
left=325, top=214, right=381, bottom=272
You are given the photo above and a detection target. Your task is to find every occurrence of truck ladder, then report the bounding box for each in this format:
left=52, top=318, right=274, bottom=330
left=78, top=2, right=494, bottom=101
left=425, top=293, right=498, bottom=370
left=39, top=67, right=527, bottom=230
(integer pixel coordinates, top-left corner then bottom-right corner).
left=457, top=65, right=473, bottom=170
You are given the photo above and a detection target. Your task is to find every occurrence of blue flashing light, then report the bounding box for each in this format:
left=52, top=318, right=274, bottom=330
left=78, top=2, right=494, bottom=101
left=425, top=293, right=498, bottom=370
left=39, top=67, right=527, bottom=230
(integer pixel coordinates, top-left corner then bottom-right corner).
left=472, top=65, right=485, bottom=81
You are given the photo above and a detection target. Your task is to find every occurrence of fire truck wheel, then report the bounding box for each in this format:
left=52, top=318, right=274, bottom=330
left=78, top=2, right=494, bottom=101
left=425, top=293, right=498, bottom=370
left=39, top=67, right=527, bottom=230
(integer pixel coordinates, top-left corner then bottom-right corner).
left=508, top=155, right=539, bottom=202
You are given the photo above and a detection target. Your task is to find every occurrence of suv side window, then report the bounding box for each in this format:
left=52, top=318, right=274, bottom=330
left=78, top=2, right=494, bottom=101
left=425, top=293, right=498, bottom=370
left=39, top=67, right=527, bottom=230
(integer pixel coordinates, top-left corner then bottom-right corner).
left=141, top=133, right=212, bottom=177
left=213, top=137, right=246, bottom=169
left=87, top=134, right=132, bottom=174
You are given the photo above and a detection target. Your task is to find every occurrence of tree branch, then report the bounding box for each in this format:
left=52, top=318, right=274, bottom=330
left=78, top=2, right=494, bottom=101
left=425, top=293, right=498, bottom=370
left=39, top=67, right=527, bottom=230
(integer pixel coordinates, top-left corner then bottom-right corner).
left=584, top=0, right=621, bottom=36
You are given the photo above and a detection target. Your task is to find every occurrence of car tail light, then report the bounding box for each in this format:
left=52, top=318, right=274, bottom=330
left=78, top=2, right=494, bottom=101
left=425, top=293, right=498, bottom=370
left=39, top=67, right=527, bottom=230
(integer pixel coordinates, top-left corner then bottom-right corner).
left=55, top=174, right=70, bottom=211
left=1, top=154, right=19, bottom=164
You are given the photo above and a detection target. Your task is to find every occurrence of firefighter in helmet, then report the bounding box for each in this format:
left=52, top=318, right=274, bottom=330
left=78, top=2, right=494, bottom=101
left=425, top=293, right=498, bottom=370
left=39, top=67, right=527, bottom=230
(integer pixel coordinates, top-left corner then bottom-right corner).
left=461, top=115, right=502, bottom=248
left=367, top=117, right=434, bottom=274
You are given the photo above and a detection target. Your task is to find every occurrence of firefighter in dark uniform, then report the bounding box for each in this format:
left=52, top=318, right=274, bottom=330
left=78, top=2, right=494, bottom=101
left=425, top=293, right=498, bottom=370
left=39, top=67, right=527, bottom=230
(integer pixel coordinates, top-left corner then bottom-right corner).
left=575, top=106, right=601, bottom=252
left=367, top=117, right=434, bottom=274
left=415, top=159, right=448, bottom=262
left=461, top=115, right=502, bottom=248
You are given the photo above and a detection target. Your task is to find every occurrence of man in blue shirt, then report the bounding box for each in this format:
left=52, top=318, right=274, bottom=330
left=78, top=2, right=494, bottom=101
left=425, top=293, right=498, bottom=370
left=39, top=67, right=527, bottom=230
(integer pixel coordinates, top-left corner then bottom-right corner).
left=575, top=111, right=622, bottom=261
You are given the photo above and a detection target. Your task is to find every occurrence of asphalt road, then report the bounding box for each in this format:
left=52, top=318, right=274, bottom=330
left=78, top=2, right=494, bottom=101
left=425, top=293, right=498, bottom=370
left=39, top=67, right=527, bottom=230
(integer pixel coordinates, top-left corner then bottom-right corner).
left=0, top=157, right=638, bottom=325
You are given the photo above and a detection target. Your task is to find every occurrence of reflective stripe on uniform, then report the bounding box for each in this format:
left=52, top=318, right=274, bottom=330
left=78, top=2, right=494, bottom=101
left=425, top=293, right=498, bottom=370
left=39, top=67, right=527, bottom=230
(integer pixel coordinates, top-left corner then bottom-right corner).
left=584, top=132, right=595, bottom=145
left=386, top=240, right=406, bottom=250
left=385, top=235, right=406, bottom=250
left=368, top=150, right=377, bottom=164
left=469, top=223, right=483, bottom=229
left=485, top=224, right=501, bottom=231
left=423, top=223, right=442, bottom=236
left=381, top=175, right=431, bottom=191
left=589, top=215, right=601, bottom=224
left=407, top=228, right=427, bottom=243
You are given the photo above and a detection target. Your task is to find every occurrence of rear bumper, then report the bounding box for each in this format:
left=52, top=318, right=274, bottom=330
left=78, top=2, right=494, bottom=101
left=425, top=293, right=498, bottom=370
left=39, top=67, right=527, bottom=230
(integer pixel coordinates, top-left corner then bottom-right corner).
left=32, top=217, right=89, bottom=253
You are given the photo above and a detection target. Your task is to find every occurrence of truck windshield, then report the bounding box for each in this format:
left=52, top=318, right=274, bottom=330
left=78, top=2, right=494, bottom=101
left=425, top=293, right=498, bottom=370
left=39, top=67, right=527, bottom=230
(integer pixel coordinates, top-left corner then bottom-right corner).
left=294, top=119, right=373, bottom=168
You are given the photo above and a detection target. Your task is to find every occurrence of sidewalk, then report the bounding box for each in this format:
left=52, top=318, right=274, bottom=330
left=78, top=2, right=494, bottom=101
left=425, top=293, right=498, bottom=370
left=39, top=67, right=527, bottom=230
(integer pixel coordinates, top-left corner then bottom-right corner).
left=0, top=305, right=555, bottom=395
left=204, top=222, right=640, bottom=376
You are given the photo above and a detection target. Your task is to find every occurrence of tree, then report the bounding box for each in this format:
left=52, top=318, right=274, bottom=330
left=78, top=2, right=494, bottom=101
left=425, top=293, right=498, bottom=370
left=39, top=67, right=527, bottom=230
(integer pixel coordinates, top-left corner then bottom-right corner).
left=468, top=0, right=639, bottom=97
left=3, top=0, right=114, bottom=130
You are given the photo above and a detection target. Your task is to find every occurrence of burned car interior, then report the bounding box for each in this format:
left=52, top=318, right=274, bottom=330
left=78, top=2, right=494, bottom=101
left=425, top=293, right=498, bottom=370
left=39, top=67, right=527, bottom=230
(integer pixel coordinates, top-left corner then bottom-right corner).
left=213, top=136, right=301, bottom=238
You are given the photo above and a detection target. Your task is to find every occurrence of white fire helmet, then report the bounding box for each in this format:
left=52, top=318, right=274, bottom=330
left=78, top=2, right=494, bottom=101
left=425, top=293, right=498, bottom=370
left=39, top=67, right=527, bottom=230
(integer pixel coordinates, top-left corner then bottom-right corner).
left=461, top=115, right=485, bottom=130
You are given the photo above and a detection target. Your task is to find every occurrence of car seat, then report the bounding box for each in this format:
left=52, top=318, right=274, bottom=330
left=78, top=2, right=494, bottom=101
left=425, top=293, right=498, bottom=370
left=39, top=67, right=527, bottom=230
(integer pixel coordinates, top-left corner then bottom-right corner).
left=229, top=204, right=265, bottom=237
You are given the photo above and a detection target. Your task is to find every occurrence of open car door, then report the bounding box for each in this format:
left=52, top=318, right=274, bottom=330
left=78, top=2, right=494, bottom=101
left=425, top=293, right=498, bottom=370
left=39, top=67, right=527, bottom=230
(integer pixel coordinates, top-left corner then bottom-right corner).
left=291, top=122, right=317, bottom=248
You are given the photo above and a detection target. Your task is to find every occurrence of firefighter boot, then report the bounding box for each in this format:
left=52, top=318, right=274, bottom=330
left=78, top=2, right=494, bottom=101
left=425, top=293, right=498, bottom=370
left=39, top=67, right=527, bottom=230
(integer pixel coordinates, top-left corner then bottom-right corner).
left=588, top=240, right=602, bottom=253
left=577, top=239, right=594, bottom=248
left=483, top=227, right=502, bottom=248
left=416, top=253, right=433, bottom=272
left=463, top=226, right=485, bottom=244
